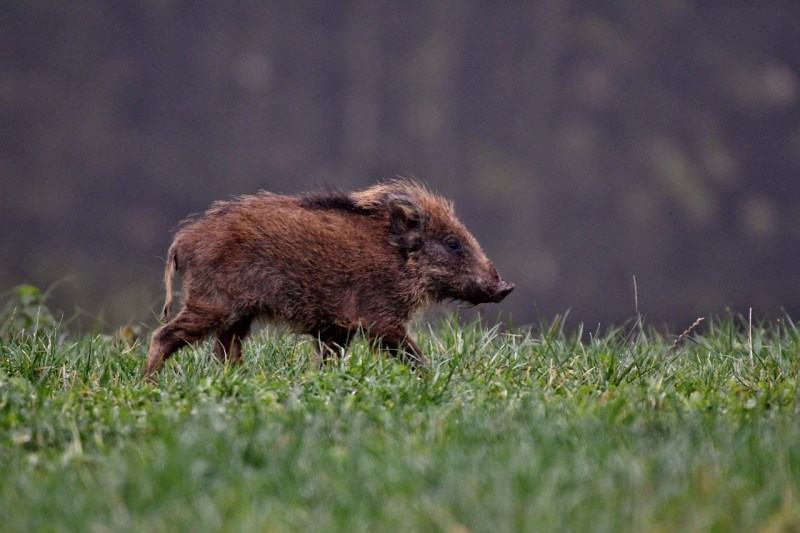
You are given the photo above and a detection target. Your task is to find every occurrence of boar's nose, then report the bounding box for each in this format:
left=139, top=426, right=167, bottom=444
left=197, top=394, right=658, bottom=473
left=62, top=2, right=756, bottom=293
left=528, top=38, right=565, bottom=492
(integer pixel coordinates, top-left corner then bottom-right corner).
left=492, top=280, right=515, bottom=302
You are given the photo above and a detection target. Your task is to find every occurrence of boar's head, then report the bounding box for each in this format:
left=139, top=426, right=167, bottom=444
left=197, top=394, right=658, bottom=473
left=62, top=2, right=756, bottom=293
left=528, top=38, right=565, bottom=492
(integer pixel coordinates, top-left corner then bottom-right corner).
left=358, top=181, right=515, bottom=306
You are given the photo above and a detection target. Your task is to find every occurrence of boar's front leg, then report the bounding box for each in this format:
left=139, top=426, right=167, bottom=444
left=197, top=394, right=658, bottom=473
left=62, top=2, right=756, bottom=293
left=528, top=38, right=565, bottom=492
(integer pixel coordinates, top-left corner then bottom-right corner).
left=374, top=326, right=430, bottom=371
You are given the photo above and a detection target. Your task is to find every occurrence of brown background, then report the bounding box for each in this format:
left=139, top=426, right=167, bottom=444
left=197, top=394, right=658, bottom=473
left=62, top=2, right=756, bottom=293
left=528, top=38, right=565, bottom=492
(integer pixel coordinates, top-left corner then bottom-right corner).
left=2, top=1, right=799, bottom=330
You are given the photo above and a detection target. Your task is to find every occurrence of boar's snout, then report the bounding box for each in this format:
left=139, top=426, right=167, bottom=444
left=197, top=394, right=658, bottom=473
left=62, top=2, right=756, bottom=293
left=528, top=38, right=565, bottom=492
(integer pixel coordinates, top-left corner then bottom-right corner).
left=461, top=271, right=515, bottom=305
left=491, top=279, right=515, bottom=303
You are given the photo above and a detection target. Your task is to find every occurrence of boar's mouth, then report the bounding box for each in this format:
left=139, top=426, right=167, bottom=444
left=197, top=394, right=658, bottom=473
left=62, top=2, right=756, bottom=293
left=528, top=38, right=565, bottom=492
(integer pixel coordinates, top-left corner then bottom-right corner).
left=460, top=279, right=515, bottom=305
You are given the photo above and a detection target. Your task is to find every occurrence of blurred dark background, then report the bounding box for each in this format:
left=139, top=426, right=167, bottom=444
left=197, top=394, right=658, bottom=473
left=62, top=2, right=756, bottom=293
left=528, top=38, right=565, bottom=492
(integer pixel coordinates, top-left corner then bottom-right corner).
left=2, top=1, right=799, bottom=330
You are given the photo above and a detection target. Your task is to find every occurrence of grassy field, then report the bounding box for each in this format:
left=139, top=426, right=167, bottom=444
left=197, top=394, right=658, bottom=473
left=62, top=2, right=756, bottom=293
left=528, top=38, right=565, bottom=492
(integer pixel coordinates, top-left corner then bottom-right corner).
left=2, top=295, right=800, bottom=531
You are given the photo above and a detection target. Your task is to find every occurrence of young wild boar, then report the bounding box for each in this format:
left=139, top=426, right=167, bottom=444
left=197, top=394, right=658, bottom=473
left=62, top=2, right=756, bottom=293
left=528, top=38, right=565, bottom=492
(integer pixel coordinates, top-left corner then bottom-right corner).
left=144, top=179, right=514, bottom=378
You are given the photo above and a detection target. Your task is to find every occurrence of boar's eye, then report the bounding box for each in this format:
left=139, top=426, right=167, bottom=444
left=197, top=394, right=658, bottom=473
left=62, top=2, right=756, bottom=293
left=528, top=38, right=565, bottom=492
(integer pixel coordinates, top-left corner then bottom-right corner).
left=442, top=236, right=463, bottom=255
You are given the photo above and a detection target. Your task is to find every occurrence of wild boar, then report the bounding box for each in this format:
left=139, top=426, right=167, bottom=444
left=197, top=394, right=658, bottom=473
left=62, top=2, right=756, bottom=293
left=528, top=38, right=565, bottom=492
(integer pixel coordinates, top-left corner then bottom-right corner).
left=144, top=179, right=514, bottom=378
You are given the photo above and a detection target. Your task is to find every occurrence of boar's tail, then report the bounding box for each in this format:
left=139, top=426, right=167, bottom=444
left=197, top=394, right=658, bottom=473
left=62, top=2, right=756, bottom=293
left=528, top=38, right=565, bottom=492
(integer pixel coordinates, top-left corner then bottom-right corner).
left=160, top=246, right=178, bottom=322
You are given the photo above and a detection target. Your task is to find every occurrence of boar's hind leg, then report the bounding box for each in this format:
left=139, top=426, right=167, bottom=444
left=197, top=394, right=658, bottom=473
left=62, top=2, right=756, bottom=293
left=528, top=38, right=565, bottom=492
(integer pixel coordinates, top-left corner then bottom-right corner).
left=374, top=327, right=430, bottom=371
left=317, top=325, right=352, bottom=367
left=214, top=317, right=253, bottom=364
left=144, top=307, right=222, bottom=378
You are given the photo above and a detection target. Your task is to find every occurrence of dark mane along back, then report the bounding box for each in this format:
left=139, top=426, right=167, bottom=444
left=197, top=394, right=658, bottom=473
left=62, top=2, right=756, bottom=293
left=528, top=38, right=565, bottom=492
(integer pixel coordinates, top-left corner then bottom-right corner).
left=298, top=189, right=372, bottom=214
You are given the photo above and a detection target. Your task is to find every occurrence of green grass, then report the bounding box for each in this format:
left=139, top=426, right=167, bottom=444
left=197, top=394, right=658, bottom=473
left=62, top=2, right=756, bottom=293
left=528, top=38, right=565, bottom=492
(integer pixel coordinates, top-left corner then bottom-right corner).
left=2, top=308, right=800, bottom=532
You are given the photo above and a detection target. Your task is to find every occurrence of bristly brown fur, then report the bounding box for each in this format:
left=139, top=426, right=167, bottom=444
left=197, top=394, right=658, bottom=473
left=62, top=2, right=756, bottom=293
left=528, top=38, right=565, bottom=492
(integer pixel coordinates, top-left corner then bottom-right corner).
left=144, top=179, right=513, bottom=379
left=298, top=189, right=370, bottom=214
left=160, top=246, right=177, bottom=322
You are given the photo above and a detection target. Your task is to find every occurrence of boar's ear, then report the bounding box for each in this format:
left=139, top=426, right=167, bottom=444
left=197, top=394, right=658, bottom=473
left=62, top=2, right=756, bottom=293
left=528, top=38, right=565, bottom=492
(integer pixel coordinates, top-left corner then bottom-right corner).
left=387, top=195, right=424, bottom=256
